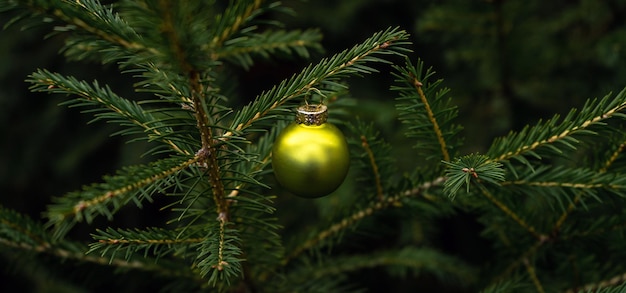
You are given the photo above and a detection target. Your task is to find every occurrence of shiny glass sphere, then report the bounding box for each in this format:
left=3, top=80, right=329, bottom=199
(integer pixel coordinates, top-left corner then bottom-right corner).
left=271, top=105, right=350, bottom=198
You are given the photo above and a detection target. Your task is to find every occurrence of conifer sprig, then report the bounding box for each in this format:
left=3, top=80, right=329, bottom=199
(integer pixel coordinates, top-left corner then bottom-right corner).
left=442, top=154, right=506, bottom=198
left=196, top=223, right=244, bottom=286
left=3, top=0, right=150, bottom=60
left=216, top=29, right=323, bottom=69
left=27, top=69, right=194, bottom=155
left=286, top=176, right=446, bottom=263
left=392, top=58, right=462, bottom=164
left=45, top=155, right=200, bottom=239
left=208, top=0, right=267, bottom=50
left=286, top=247, right=476, bottom=287
left=88, top=227, right=205, bottom=261
left=225, top=27, right=411, bottom=138
left=566, top=279, right=626, bottom=293
left=1, top=205, right=51, bottom=248
left=487, top=88, right=626, bottom=166
left=347, top=120, right=397, bottom=201
left=552, top=138, right=626, bottom=235
left=501, top=166, right=626, bottom=200
left=0, top=233, right=189, bottom=276
left=0, top=207, right=198, bottom=280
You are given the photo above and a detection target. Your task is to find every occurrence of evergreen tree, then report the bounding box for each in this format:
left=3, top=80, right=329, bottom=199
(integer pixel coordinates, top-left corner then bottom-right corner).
left=2, top=1, right=626, bottom=292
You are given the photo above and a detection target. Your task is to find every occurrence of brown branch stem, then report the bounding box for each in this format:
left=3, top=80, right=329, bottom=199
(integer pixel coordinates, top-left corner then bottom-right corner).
left=361, top=135, right=384, bottom=201
left=477, top=184, right=546, bottom=240
left=0, top=238, right=198, bottom=280
left=284, top=177, right=445, bottom=264
left=524, top=258, right=546, bottom=293
left=98, top=237, right=204, bottom=245
left=68, top=156, right=200, bottom=219
left=494, top=239, right=546, bottom=283
left=157, top=0, right=228, bottom=221
left=493, top=101, right=626, bottom=163
left=552, top=140, right=626, bottom=235
left=411, top=75, right=450, bottom=162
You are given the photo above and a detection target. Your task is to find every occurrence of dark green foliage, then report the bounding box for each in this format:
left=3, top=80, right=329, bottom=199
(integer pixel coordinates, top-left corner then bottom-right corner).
left=3, top=0, right=626, bottom=292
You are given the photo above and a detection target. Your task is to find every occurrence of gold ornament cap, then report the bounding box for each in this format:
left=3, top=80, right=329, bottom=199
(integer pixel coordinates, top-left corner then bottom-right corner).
left=295, top=104, right=328, bottom=126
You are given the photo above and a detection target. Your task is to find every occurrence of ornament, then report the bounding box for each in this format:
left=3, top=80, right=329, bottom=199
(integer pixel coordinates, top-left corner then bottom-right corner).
left=271, top=104, right=350, bottom=198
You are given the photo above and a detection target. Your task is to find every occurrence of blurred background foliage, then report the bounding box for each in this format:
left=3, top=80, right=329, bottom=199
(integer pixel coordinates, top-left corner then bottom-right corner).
left=1, top=0, right=626, bottom=291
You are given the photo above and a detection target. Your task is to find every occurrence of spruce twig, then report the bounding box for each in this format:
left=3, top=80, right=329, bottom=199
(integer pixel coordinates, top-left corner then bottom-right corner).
left=523, top=258, right=545, bottom=293
left=28, top=69, right=191, bottom=155
left=0, top=238, right=199, bottom=280
left=360, top=135, right=384, bottom=201
left=552, top=140, right=626, bottom=232
left=494, top=240, right=545, bottom=283
left=209, top=0, right=265, bottom=50
left=285, top=176, right=446, bottom=263
left=488, top=89, right=626, bottom=163
left=225, top=27, right=410, bottom=138
left=286, top=247, right=476, bottom=285
left=477, top=184, right=546, bottom=240
left=156, top=0, right=228, bottom=223
left=564, top=272, right=626, bottom=293
left=392, top=58, right=461, bottom=165
left=45, top=155, right=201, bottom=239
left=410, top=74, right=450, bottom=162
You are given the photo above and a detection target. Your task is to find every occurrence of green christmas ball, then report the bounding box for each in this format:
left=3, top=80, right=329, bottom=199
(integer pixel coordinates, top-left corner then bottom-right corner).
left=271, top=104, right=350, bottom=198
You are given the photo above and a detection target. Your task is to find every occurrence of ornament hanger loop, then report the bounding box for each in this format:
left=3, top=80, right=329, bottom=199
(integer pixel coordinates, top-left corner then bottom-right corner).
left=304, top=87, right=327, bottom=106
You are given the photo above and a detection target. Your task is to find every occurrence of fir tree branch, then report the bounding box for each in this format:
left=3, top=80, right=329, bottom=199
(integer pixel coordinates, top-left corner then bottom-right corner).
left=523, top=258, right=545, bottom=293
left=552, top=197, right=581, bottom=236
left=0, top=207, right=199, bottom=280
left=156, top=0, right=229, bottom=222
left=347, top=119, right=398, bottom=201
left=0, top=206, right=50, bottom=247
left=560, top=221, right=626, bottom=240
left=602, top=140, right=626, bottom=173
left=494, top=239, right=546, bottom=284
left=209, top=0, right=265, bottom=50
left=552, top=140, right=626, bottom=233
left=443, top=154, right=506, bottom=197
left=477, top=183, right=546, bottom=240
left=70, top=157, right=197, bottom=217
left=392, top=58, right=462, bottom=164
left=500, top=139, right=626, bottom=293
left=189, top=70, right=228, bottom=222
left=287, top=247, right=476, bottom=285
left=480, top=279, right=531, bottom=293
left=564, top=272, right=626, bottom=293
left=88, top=227, right=205, bottom=261
left=46, top=155, right=200, bottom=239
left=499, top=166, right=626, bottom=196
left=0, top=238, right=200, bottom=281
left=28, top=69, right=191, bottom=155
left=224, top=27, right=411, bottom=138
left=487, top=88, right=626, bottom=163
left=503, top=181, right=621, bottom=189
left=360, top=135, right=384, bottom=200
left=216, top=220, right=229, bottom=271
left=492, top=138, right=626, bottom=290
left=7, top=0, right=153, bottom=53
left=411, top=73, right=449, bottom=161
left=215, top=29, right=323, bottom=69
left=96, top=236, right=204, bottom=245
left=54, top=0, right=148, bottom=51
left=285, top=177, right=446, bottom=263
left=196, top=222, right=244, bottom=286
